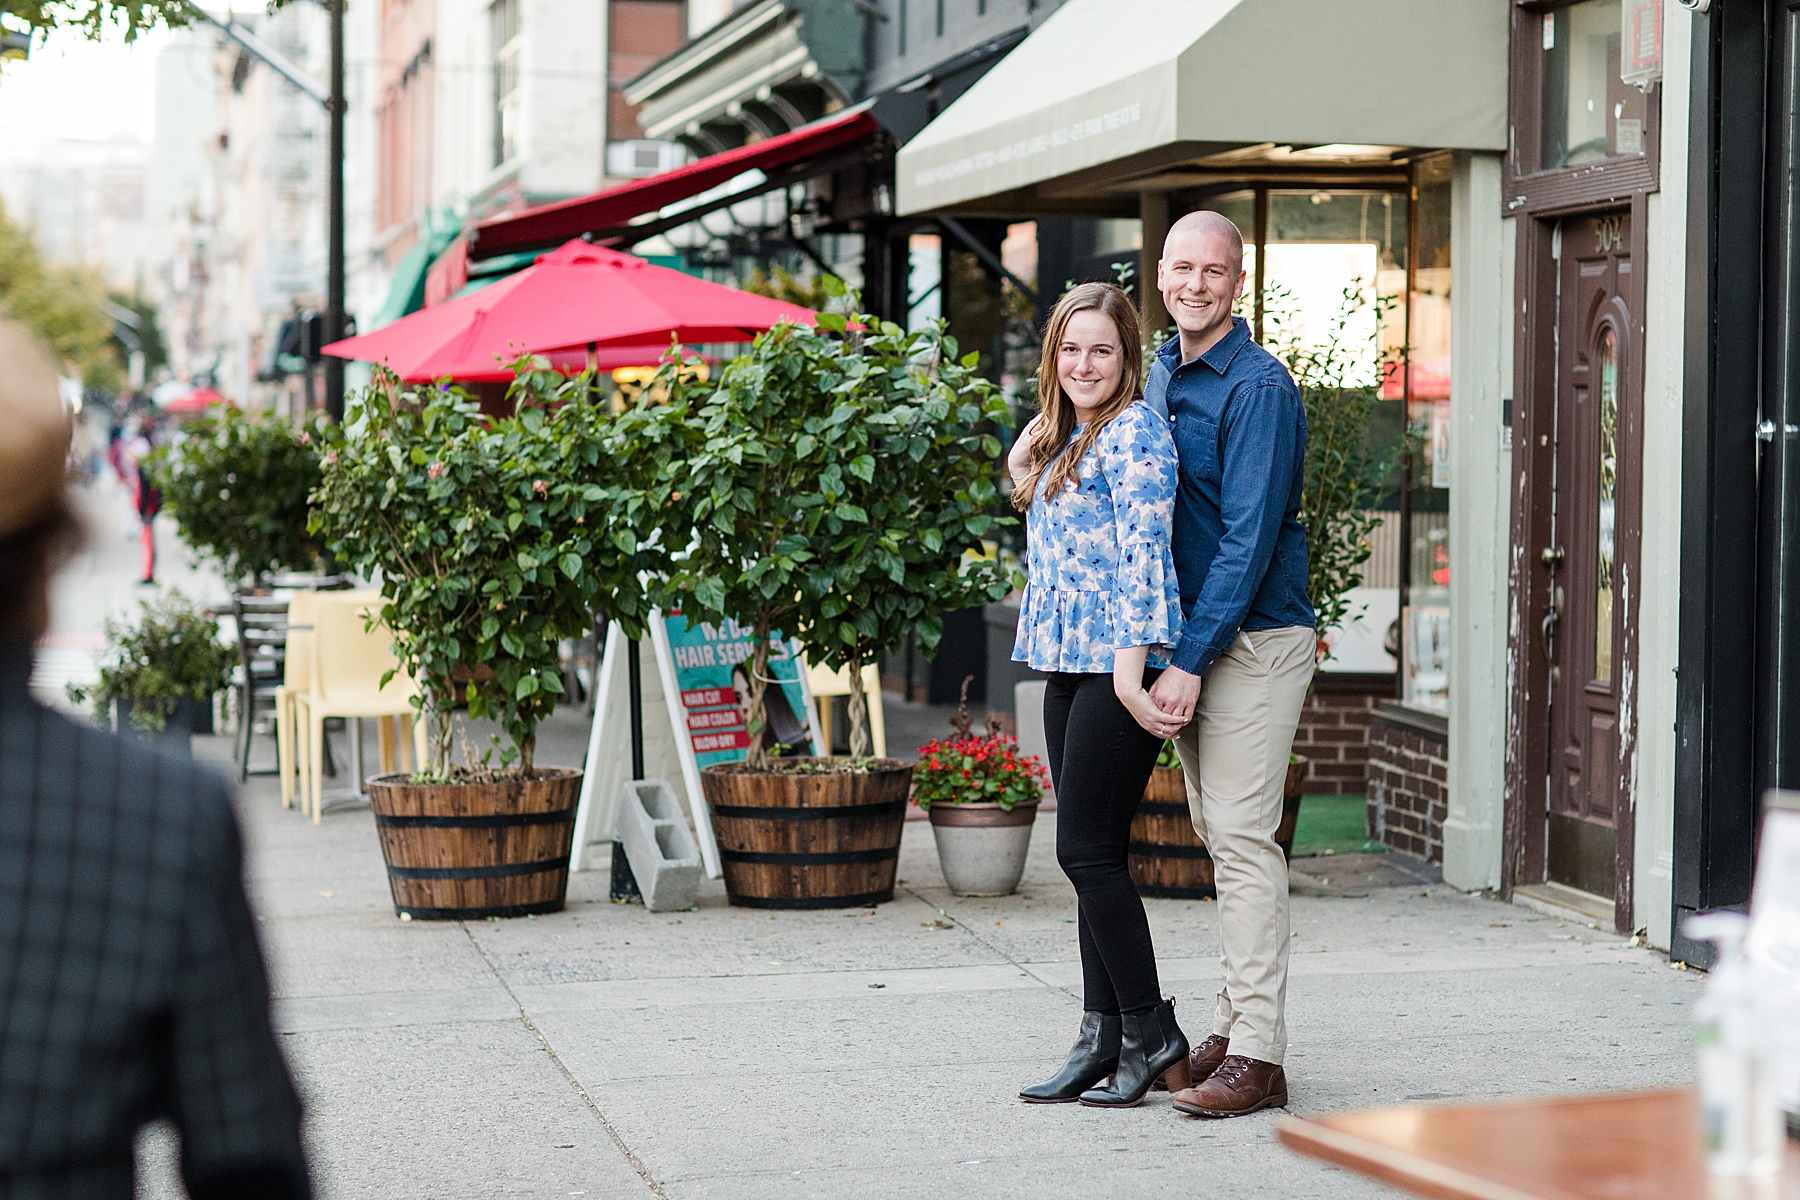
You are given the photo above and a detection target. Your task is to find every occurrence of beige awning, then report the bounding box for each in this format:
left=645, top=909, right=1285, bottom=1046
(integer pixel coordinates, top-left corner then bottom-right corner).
left=896, top=0, right=1508, bottom=215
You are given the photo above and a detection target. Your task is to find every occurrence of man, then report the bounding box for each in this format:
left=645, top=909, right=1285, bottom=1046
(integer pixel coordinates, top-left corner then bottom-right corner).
left=0, top=321, right=311, bottom=1198
left=1143, top=211, right=1316, bottom=1118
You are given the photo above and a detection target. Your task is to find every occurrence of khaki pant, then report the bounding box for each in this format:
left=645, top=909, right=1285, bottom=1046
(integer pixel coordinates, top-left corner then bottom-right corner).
left=1170, top=625, right=1315, bottom=1065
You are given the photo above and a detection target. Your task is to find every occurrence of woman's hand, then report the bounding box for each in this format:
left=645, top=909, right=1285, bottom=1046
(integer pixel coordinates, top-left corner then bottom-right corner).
left=1008, top=413, right=1044, bottom=483
left=1120, top=685, right=1179, bottom=738
left=1112, top=646, right=1180, bottom=738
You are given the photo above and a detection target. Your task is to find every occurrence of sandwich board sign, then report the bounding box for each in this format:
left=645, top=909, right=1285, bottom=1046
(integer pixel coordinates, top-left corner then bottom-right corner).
left=570, top=606, right=819, bottom=878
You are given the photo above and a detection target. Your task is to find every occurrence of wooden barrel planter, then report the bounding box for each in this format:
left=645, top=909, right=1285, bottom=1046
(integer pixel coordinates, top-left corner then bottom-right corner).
left=1128, top=756, right=1310, bottom=899
left=702, top=759, right=912, bottom=909
left=367, top=768, right=581, bottom=919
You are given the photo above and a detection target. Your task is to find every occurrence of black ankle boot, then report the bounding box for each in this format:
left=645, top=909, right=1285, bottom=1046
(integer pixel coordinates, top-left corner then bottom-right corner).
left=1078, top=999, right=1190, bottom=1107
left=1020, top=1011, right=1121, bottom=1103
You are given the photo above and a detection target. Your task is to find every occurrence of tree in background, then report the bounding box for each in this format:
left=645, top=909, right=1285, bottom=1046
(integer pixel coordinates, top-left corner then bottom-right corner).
left=0, top=1, right=189, bottom=43
left=0, top=198, right=121, bottom=388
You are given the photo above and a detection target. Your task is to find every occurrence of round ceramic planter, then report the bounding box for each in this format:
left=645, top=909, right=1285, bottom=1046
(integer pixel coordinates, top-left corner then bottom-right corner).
left=927, top=800, right=1039, bottom=897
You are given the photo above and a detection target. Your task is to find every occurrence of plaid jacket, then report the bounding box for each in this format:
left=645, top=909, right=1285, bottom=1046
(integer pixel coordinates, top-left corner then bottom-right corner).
left=0, top=649, right=309, bottom=1199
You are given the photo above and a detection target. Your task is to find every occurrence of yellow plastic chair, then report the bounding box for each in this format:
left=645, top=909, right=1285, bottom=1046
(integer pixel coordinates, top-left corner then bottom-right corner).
left=296, top=596, right=423, bottom=823
left=804, top=661, right=886, bottom=758
left=274, top=590, right=320, bottom=809
left=277, top=589, right=389, bottom=809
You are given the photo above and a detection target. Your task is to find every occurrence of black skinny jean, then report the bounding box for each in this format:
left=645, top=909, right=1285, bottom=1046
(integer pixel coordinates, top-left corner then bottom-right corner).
left=1042, top=669, right=1165, bottom=1017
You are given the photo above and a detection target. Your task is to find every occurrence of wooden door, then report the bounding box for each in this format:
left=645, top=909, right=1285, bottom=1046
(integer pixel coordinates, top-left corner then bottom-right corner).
left=1544, top=209, right=1632, bottom=902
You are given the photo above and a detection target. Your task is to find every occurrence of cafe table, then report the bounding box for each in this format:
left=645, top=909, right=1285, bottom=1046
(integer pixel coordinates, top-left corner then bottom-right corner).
left=1277, top=1087, right=1800, bottom=1200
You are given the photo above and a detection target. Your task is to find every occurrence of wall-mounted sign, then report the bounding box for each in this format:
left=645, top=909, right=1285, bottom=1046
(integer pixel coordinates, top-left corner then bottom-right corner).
left=1622, top=0, right=1663, bottom=89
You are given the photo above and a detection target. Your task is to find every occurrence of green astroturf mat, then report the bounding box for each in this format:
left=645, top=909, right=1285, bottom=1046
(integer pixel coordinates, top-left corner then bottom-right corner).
left=1289, top=794, right=1386, bottom=858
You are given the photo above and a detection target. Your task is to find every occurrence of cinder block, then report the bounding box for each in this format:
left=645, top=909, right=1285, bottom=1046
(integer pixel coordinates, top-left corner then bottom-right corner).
left=616, top=779, right=702, bottom=913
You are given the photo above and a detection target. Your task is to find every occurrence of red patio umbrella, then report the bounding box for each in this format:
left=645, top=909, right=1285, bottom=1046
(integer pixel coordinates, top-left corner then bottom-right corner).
left=321, top=240, right=816, bottom=383
left=160, top=386, right=227, bottom=415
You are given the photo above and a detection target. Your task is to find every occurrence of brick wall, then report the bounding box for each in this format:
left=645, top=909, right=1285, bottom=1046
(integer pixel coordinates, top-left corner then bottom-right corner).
left=1292, top=673, right=1394, bottom=795
left=1366, top=703, right=1450, bottom=863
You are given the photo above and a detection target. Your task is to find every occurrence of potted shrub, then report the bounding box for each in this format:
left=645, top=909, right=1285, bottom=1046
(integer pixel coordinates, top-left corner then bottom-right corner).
left=643, top=287, right=1014, bottom=908
left=149, top=406, right=323, bottom=591
left=912, top=681, right=1048, bottom=897
left=309, top=366, right=658, bottom=919
left=67, top=590, right=235, bottom=759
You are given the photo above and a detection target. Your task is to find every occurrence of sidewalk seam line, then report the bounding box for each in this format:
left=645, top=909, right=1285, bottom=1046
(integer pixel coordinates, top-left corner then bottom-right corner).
left=461, top=923, right=667, bottom=1199
left=897, top=883, right=1078, bottom=1002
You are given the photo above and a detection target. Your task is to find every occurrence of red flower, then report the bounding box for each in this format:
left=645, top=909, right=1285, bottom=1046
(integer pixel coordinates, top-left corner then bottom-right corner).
left=427, top=462, right=443, bottom=479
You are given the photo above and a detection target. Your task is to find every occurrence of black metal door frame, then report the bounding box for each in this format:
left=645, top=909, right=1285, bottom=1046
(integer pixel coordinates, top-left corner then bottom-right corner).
left=1673, top=1, right=1770, bottom=964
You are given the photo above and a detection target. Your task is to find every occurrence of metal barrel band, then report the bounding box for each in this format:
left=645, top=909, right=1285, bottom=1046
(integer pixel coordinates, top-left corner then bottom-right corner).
left=1128, top=841, right=1212, bottom=860
left=392, top=899, right=566, bottom=920
left=724, top=889, right=895, bottom=910
left=385, top=856, right=570, bottom=881
left=719, top=846, right=900, bottom=866
left=375, top=810, right=576, bottom=829
left=1136, top=883, right=1217, bottom=900
left=707, top=800, right=906, bottom=821
left=1136, top=800, right=1193, bottom=817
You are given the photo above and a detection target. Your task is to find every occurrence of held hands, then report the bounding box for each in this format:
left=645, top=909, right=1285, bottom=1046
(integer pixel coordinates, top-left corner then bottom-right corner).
left=1120, top=684, right=1183, bottom=738
left=1148, top=666, right=1202, bottom=726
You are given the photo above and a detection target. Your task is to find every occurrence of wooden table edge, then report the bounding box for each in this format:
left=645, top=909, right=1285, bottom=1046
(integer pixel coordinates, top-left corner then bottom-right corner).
left=1276, top=1113, right=1574, bottom=1200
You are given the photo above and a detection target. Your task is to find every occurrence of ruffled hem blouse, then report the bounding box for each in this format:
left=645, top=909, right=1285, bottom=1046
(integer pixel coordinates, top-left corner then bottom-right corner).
left=1012, top=399, right=1183, bottom=674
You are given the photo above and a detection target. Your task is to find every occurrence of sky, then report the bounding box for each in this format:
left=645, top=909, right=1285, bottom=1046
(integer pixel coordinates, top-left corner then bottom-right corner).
left=0, top=22, right=171, bottom=151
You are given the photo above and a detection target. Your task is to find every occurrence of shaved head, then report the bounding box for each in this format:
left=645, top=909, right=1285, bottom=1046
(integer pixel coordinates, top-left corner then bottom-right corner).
left=1164, top=209, right=1244, bottom=271
left=1157, top=209, right=1248, bottom=359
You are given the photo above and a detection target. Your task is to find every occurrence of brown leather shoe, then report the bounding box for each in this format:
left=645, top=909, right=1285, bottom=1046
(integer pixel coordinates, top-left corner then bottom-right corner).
left=1171, top=1054, right=1288, bottom=1118
left=1158, top=1033, right=1231, bottom=1090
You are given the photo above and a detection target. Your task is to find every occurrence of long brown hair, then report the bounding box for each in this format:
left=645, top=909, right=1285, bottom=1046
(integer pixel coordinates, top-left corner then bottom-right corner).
left=1011, top=282, right=1143, bottom=511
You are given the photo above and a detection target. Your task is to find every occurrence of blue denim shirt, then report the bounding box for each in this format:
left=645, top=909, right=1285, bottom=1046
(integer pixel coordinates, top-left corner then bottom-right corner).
left=1143, top=317, right=1314, bottom=676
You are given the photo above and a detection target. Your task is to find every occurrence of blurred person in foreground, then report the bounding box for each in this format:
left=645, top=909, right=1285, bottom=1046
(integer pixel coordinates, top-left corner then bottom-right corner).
left=0, top=322, right=311, bottom=1199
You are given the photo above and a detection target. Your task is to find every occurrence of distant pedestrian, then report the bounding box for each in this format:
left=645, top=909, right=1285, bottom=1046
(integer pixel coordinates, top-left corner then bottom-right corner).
left=123, top=414, right=160, bottom=584
left=1007, top=283, right=1192, bottom=1107
left=1145, top=210, right=1317, bottom=1119
left=0, top=321, right=312, bottom=1199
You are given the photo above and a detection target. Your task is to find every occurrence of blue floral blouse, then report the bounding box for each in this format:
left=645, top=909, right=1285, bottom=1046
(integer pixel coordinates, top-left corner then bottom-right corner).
left=1012, top=399, right=1183, bottom=674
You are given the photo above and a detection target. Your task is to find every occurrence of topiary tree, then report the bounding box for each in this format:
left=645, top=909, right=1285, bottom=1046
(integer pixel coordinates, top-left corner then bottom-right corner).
left=308, top=365, right=662, bottom=776
left=644, top=285, right=1015, bottom=766
left=787, top=289, right=1016, bottom=758
left=150, top=406, right=323, bottom=589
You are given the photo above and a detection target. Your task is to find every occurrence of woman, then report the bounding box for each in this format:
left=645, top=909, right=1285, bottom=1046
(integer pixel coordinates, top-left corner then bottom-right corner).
left=1010, top=282, right=1190, bottom=1108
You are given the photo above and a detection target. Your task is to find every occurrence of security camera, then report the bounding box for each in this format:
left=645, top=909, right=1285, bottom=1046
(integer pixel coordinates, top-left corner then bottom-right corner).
left=1676, top=0, right=1710, bottom=12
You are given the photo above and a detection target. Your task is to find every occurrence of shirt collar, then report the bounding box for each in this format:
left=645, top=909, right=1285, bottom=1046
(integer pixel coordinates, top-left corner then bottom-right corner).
left=1156, top=316, right=1253, bottom=376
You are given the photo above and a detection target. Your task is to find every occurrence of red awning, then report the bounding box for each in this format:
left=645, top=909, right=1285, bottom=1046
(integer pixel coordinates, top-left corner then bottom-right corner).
left=467, top=105, right=879, bottom=261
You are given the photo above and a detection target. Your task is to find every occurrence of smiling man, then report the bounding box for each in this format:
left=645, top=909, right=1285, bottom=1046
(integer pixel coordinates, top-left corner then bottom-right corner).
left=1142, top=210, right=1316, bottom=1119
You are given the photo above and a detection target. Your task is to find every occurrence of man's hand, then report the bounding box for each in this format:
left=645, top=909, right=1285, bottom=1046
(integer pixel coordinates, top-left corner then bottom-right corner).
left=1149, top=666, right=1202, bottom=725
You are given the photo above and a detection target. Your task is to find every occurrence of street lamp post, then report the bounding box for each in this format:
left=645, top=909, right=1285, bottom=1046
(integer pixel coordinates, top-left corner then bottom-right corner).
left=185, top=3, right=346, bottom=420
left=324, top=0, right=346, bottom=422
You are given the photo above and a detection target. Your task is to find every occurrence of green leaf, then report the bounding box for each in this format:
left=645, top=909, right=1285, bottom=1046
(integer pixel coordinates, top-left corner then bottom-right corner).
left=816, top=312, right=848, bottom=332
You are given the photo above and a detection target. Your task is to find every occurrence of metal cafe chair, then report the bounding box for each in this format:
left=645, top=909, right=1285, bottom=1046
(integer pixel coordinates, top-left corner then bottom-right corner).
left=230, top=595, right=288, bottom=781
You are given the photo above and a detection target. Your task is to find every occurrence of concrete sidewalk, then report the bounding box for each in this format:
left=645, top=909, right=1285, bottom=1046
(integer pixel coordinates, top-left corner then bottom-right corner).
left=131, top=726, right=1700, bottom=1200
left=53, top=480, right=1700, bottom=1199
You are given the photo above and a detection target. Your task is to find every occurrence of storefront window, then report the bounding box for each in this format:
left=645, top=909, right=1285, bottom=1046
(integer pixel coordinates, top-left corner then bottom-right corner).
left=1403, top=155, right=1453, bottom=711
left=1265, top=189, right=1409, bottom=675
left=1540, top=0, right=1648, bottom=171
